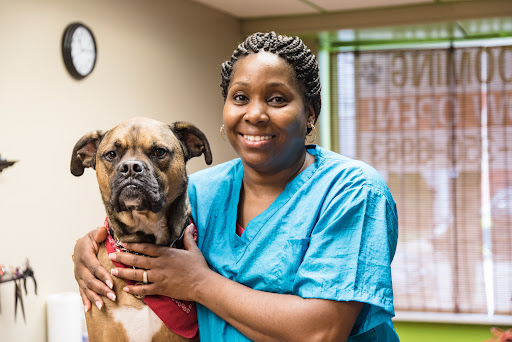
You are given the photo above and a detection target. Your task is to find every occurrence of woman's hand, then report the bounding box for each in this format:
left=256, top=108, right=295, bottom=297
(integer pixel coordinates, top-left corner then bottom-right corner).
left=73, top=226, right=116, bottom=311
left=109, top=223, right=210, bottom=301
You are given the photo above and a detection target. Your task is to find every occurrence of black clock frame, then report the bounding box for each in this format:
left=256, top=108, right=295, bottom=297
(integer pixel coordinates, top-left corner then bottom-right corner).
left=62, top=22, right=97, bottom=80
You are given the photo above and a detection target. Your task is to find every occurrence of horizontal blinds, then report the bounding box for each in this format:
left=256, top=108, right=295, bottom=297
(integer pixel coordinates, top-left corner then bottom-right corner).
left=334, top=45, right=512, bottom=315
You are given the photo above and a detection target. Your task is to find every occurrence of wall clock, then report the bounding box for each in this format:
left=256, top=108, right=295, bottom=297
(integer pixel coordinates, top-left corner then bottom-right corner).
left=62, top=22, right=97, bottom=80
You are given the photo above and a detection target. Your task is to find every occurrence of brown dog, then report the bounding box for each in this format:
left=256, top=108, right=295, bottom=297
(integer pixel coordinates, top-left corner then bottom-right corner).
left=70, top=117, right=212, bottom=342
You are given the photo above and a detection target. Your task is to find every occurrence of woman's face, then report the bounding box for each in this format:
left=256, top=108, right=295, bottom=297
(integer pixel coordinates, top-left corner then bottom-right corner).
left=223, top=51, right=314, bottom=174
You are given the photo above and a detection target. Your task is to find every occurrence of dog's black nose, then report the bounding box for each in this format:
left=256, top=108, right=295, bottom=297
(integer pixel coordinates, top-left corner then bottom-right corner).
left=118, top=160, right=145, bottom=176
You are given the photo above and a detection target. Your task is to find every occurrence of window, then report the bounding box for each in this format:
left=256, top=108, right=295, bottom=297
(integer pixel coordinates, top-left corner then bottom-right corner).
left=327, top=21, right=512, bottom=320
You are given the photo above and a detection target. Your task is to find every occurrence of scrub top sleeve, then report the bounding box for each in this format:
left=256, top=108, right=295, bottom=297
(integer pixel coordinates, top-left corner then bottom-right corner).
left=293, top=183, right=397, bottom=329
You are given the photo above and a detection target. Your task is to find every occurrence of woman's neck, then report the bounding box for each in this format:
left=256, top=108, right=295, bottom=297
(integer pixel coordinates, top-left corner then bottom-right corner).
left=241, top=149, right=314, bottom=194
left=237, top=149, right=314, bottom=228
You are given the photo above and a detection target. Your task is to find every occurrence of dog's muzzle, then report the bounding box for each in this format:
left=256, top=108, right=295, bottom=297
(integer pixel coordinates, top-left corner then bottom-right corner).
left=110, top=160, right=164, bottom=212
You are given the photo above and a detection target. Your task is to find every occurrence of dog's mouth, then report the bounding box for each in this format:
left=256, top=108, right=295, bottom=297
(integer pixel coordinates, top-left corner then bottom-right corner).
left=110, top=180, right=163, bottom=213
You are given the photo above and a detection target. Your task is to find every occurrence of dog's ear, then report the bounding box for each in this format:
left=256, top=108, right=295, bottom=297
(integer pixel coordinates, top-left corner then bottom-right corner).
left=70, top=130, right=105, bottom=176
left=170, top=122, right=212, bottom=165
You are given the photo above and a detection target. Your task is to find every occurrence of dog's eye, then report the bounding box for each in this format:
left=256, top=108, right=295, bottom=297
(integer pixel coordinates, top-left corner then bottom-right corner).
left=105, top=151, right=117, bottom=161
left=154, top=148, right=167, bottom=159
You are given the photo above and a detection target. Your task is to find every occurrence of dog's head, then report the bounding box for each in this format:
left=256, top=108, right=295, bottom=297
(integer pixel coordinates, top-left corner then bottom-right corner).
left=70, top=117, right=212, bottom=244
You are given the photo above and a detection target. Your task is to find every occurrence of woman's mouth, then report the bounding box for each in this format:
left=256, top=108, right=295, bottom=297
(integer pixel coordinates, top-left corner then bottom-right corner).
left=241, top=134, right=274, bottom=142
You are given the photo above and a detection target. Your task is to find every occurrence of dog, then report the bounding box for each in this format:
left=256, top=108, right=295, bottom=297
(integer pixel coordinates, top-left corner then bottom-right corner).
left=70, top=117, right=212, bottom=342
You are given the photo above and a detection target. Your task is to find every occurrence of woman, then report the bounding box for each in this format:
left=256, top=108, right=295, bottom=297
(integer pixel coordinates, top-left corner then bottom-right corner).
left=74, top=32, right=399, bottom=341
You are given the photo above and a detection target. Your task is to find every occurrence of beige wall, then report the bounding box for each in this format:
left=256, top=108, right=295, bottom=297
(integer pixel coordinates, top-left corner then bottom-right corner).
left=0, top=1, right=240, bottom=341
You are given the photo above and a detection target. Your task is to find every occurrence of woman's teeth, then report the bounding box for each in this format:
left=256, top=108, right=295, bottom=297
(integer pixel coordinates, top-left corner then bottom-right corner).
left=243, top=135, right=272, bottom=142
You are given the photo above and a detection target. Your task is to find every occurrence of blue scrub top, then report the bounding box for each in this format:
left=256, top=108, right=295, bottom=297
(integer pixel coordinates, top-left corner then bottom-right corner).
left=188, top=145, right=399, bottom=341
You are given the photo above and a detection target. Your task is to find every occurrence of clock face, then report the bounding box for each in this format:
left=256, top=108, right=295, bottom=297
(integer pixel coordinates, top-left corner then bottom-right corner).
left=62, top=23, right=97, bottom=79
left=71, top=26, right=96, bottom=77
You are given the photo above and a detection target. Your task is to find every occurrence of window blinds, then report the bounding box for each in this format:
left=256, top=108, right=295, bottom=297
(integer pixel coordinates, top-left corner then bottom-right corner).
left=332, top=45, right=512, bottom=315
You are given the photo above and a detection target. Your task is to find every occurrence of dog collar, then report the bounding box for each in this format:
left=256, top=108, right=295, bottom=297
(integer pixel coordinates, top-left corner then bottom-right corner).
left=107, top=227, right=145, bottom=256
left=106, top=218, right=191, bottom=251
left=104, top=218, right=199, bottom=339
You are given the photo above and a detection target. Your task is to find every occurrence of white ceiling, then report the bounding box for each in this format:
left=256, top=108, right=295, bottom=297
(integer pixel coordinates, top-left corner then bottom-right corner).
left=190, top=0, right=458, bottom=19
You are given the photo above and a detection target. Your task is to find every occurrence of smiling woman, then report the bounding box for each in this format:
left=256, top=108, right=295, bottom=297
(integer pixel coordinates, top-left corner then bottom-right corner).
left=73, top=31, right=400, bottom=342
left=222, top=51, right=314, bottom=177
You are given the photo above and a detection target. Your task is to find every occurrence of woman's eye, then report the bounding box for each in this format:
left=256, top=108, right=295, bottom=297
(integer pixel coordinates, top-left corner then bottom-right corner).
left=154, top=148, right=167, bottom=158
left=269, top=96, right=286, bottom=104
left=105, top=151, right=117, bottom=161
left=233, top=94, right=248, bottom=102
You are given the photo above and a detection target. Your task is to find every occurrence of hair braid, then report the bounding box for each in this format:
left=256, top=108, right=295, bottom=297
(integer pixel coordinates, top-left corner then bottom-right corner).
left=220, top=32, right=321, bottom=128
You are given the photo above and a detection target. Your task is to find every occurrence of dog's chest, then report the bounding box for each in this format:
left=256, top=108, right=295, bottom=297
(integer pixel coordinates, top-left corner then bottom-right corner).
left=90, top=245, right=188, bottom=342
left=112, top=306, right=163, bottom=342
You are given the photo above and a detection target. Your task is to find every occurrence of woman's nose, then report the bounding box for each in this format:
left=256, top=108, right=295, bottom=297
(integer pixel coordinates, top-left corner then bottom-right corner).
left=244, top=100, right=269, bottom=124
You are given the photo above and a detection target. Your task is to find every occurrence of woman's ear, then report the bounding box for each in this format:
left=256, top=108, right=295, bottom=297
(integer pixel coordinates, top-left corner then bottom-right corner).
left=306, top=103, right=316, bottom=126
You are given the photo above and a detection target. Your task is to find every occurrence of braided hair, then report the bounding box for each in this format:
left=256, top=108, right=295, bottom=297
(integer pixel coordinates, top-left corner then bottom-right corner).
left=220, top=32, right=321, bottom=132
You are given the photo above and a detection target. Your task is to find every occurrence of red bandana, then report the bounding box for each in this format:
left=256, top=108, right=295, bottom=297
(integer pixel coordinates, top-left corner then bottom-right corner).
left=104, top=219, right=199, bottom=339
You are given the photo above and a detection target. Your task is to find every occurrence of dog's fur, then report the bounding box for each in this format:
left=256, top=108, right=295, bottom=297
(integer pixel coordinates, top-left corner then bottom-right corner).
left=71, top=117, right=212, bottom=342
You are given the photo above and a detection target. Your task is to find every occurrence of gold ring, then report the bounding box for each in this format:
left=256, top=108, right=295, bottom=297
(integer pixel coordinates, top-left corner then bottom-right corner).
left=142, top=270, right=148, bottom=284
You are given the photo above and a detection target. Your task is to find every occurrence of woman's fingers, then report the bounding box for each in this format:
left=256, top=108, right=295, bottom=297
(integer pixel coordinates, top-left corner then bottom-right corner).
left=82, top=254, right=114, bottom=290
left=78, top=277, right=110, bottom=311
left=75, top=259, right=116, bottom=307
left=109, top=247, right=168, bottom=271
left=78, top=285, right=92, bottom=312
left=119, top=242, right=166, bottom=257
left=122, top=283, right=159, bottom=298
left=94, top=225, right=108, bottom=244
left=110, top=268, right=162, bottom=298
left=82, top=232, right=114, bottom=290
left=183, top=224, right=198, bottom=251
left=74, top=229, right=116, bottom=310
left=111, top=267, right=149, bottom=283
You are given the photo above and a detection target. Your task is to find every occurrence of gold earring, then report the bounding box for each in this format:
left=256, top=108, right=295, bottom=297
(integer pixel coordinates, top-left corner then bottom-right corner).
left=220, top=125, right=228, bottom=142
left=306, top=124, right=316, bottom=144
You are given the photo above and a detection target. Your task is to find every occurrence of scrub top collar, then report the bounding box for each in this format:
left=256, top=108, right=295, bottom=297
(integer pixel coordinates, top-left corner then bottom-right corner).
left=231, top=145, right=320, bottom=250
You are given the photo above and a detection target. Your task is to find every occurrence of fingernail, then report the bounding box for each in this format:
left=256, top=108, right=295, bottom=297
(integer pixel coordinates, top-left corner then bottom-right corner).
left=84, top=305, right=89, bottom=313
left=109, top=253, right=116, bottom=261
left=95, top=301, right=103, bottom=310
left=123, top=286, right=129, bottom=293
left=110, top=269, right=118, bottom=276
left=107, top=293, right=116, bottom=302
left=106, top=280, right=113, bottom=289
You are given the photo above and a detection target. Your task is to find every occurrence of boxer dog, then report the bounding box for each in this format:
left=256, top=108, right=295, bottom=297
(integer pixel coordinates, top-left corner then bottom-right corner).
left=70, top=117, right=212, bottom=342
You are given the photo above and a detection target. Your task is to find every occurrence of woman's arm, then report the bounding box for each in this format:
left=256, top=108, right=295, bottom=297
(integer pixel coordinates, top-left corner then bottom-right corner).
left=195, top=271, right=363, bottom=342
left=73, top=227, right=116, bottom=311
left=111, top=225, right=363, bottom=342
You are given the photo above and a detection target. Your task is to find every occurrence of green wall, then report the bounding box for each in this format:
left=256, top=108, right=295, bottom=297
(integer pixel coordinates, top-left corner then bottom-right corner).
left=394, top=322, right=508, bottom=341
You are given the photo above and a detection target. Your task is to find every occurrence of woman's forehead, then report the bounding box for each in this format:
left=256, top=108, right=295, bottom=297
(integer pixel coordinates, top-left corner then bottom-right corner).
left=230, top=52, right=299, bottom=87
